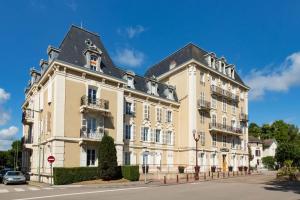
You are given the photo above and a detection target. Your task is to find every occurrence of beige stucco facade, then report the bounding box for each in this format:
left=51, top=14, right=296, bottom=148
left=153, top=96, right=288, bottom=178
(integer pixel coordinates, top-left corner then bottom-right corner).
left=21, top=26, right=249, bottom=183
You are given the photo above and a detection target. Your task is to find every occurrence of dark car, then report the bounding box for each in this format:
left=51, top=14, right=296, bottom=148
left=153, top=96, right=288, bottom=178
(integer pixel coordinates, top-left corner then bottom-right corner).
left=0, top=168, right=12, bottom=183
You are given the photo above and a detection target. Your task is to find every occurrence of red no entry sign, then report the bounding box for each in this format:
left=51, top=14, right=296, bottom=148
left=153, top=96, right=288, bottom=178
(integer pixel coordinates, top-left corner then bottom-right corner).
left=47, top=155, right=55, bottom=164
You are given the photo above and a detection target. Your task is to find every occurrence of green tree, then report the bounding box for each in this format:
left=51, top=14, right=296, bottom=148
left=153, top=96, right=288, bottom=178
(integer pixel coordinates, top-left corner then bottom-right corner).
left=275, top=142, right=300, bottom=166
left=249, top=123, right=261, bottom=138
left=271, top=120, right=289, bottom=143
left=98, top=135, right=119, bottom=180
left=262, top=156, right=275, bottom=169
left=261, top=124, right=273, bottom=140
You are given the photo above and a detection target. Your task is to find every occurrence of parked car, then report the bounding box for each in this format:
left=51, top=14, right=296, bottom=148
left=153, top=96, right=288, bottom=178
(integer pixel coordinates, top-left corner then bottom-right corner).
left=3, top=171, right=26, bottom=185
left=0, top=168, right=13, bottom=183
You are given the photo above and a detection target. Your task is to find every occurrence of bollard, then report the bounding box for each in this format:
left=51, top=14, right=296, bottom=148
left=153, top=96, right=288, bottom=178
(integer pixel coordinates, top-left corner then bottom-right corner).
left=209, top=171, right=211, bottom=177
left=212, top=172, right=214, bottom=179
left=204, top=172, right=206, bottom=181
left=223, top=172, right=225, bottom=178
left=164, top=176, right=166, bottom=184
left=228, top=171, right=230, bottom=177
left=176, top=174, right=179, bottom=183
left=217, top=172, right=219, bottom=178
left=233, top=171, right=235, bottom=176
left=187, top=174, right=189, bottom=182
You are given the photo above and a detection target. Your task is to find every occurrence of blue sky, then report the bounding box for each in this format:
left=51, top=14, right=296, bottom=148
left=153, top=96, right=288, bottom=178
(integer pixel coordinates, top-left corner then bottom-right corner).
left=0, top=0, right=300, bottom=150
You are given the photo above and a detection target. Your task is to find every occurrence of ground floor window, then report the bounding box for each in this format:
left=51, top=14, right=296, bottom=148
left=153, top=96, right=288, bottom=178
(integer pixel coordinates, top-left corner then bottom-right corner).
left=87, top=149, right=96, bottom=166
left=124, top=152, right=131, bottom=165
left=125, top=124, right=131, bottom=140
left=155, top=129, right=161, bottom=143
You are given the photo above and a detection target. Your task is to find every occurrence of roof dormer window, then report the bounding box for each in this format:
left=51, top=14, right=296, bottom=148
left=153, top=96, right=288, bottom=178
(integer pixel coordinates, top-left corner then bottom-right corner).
left=84, top=40, right=102, bottom=72
left=127, top=76, right=135, bottom=89
left=90, top=54, right=98, bottom=71
left=168, top=88, right=174, bottom=100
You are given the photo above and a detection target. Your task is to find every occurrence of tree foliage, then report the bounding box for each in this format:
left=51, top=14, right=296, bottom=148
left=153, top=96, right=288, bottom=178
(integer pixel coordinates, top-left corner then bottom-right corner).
left=262, top=156, right=275, bottom=169
left=0, top=140, right=22, bottom=169
left=98, top=135, right=119, bottom=180
left=248, top=123, right=261, bottom=138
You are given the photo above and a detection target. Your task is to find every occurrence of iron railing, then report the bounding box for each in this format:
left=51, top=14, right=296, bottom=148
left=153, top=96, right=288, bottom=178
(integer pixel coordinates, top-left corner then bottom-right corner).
left=80, top=95, right=109, bottom=110
left=210, top=85, right=239, bottom=102
left=209, top=123, right=242, bottom=134
left=197, top=99, right=211, bottom=111
left=22, top=110, right=34, bottom=124
left=239, top=113, right=248, bottom=122
left=80, top=128, right=106, bottom=140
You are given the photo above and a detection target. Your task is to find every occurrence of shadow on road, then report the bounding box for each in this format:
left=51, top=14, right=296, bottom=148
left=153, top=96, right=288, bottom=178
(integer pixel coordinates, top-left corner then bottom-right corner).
left=264, top=179, right=300, bottom=195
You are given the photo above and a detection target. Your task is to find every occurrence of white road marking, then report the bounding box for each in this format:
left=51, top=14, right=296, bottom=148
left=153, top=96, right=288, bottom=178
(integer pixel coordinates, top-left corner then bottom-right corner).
left=14, top=188, right=25, bottom=192
left=28, top=187, right=40, bottom=191
left=13, top=187, right=148, bottom=200
left=43, top=187, right=54, bottom=190
left=0, top=189, right=9, bottom=193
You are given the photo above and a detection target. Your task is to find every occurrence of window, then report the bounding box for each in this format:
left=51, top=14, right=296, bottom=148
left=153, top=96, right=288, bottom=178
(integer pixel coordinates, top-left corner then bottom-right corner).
left=200, top=132, right=205, bottom=146
left=141, top=127, right=149, bottom=142
left=200, top=92, right=205, bottom=106
left=200, top=72, right=205, bottom=85
left=88, top=88, right=97, bottom=104
left=232, top=102, right=236, bottom=114
left=231, top=120, right=236, bottom=128
left=212, top=133, right=217, bottom=146
left=87, top=149, right=96, bottom=166
left=211, top=96, right=217, bottom=109
left=222, top=135, right=227, bottom=147
left=151, top=83, right=157, bottom=95
left=255, top=150, right=261, bottom=157
left=211, top=153, right=216, bottom=165
left=166, top=110, right=172, bottom=123
left=222, top=117, right=227, bottom=129
left=124, top=152, right=131, bottom=165
left=90, top=55, right=98, bottom=70
left=125, top=124, right=131, bottom=140
left=156, top=107, right=162, bottom=122
left=87, top=117, right=97, bottom=133
left=222, top=98, right=227, bottom=112
left=144, top=104, right=150, bottom=120
left=155, top=129, right=161, bottom=143
left=127, top=76, right=134, bottom=89
left=125, top=102, right=132, bottom=115
left=200, top=111, right=205, bottom=124
left=231, top=137, right=235, bottom=149
left=166, top=131, right=172, bottom=145
left=212, top=114, right=217, bottom=127
left=168, top=89, right=174, bottom=100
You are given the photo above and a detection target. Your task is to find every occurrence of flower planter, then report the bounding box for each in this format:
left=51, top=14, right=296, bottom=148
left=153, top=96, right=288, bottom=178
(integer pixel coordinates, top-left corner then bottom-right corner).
left=211, top=166, right=216, bottom=172
left=238, top=166, right=243, bottom=172
left=244, top=166, right=248, bottom=172
left=178, top=166, right=185, bottom=173
left=194, top=166, right=200, bottom=173
left=228, top=166, right=233, bottom=172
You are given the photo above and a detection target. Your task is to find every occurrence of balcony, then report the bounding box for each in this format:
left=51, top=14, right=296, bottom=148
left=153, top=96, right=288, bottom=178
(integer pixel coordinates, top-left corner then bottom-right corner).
left=209, top=123, right=242, bottom=136
left=80, top=95, right=109, bottom=114
left=22, top=110, right=34, bottom=125
left=239, top=113, right=248, bottom=122
left=210, top=85, right=239, bottom=102
left=197, top=99, right=211, bottom=111
left=80, top=128, right=106, bottom=141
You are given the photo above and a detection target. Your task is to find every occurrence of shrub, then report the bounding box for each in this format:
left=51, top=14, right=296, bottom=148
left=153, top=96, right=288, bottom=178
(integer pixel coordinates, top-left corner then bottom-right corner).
left=178, top=166, right=185, bottom=173
left=277, top=160, right=299, bottom=181
left=121, top=165, right=140, bottom=181
left=53, top=167, right=99, bottom=185
left=98, top=135, right=119, bottom=180
left=262, top=156, right=275, bottom=170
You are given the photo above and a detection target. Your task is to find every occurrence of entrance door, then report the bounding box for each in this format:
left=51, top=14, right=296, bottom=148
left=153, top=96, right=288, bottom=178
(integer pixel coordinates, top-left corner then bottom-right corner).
left=222, top=155, right=227, bottom=172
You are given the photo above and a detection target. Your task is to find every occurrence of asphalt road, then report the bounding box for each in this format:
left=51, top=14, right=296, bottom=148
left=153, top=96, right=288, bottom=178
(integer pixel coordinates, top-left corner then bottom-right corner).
left=1, top=173, right=299, bottom=200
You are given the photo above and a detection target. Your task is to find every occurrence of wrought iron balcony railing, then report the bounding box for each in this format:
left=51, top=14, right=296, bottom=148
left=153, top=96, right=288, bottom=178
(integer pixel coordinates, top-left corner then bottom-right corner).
left=209, top=122, right=242, bottom=135
left=239, top=113, right=248, bottom=122
left=210, top=85, right=239, bottom=102
left=80, top=95, right=109, bottom=111
left=197, top=99, right=211, bottom=111
left=80, top=128, right=106, bottom=140
left=22, top=110, right=34, bottom=124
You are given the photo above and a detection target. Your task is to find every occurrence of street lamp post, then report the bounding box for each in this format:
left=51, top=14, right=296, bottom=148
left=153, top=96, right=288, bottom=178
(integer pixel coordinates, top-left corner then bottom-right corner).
left=193, top=130, right=200, bottom=180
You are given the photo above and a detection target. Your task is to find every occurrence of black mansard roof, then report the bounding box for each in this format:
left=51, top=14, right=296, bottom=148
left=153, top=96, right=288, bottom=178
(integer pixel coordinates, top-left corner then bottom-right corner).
left=145, top=43, right=247, bottom=87
left=50, top=25, right=178, bottom=102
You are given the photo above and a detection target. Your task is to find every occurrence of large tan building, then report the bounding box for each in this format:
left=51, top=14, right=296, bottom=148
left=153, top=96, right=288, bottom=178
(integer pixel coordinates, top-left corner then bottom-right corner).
left=22, top=26, right=249, bottom=182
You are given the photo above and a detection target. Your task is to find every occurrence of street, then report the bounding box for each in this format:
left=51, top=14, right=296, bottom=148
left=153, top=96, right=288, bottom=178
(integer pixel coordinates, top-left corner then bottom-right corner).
left=0, top=173, right=299, bottom=200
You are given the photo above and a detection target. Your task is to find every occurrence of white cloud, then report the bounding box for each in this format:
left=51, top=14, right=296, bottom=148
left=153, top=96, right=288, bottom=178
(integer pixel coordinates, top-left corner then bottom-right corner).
left=0, top=126, right=18, bottom=141
left=0, top=140, right=13, bottom=151
left=0, top=88, right=10, bottom=103
left=114, top=48, right=145, bottom=67
left=244, top=52, right=300, bottom=100
left=65, top=0, right=77, bottom=12
left=0, top=110, right=10, bottom=126
left=118, top=25, right=145, bottom=39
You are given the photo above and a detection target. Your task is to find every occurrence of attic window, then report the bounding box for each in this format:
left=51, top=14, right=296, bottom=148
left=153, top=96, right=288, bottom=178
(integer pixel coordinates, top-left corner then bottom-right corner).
left=85, top=39, right=92, bottom=46
left=127, top=76, right=135, bottom=89
left=168, top=88, right=174, bottom=100
left=90, top=54, right=98, bottom=71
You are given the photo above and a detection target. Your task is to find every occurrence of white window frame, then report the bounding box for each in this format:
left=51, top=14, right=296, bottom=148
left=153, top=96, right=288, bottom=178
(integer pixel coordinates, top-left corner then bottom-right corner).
left=143, top=104, right=150, bottom=120
left=212, top=133, right=217, bottom=147
left=87, top=149, right=96, bottom=166
left=200, top=111, right=205, bottom=124
left=156, top=107, right=162, bottom=122
left=222, top=98, right=227, bottom=112
left=166, top=110, right=172, bottom=123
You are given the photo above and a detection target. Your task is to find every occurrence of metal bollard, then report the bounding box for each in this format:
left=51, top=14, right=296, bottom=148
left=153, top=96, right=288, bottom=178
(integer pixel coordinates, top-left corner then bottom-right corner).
left=164, top=176, right=166, bottom=184
left=187, top=174, right=189, bottom=182
left=204, top=172, right=206, bottom=181
left=177, top=174, right=179, bottom=183
left=228, top=171, right=230, bottom=177
left=212, top=172, right=214, bottom=179
left=233, top=171, right=235, bottom=176
left=223, top=172, right=225, bottom=178
left=217, top=172, right=219, bottom=178
left=209, top=171, right=211, bottom=177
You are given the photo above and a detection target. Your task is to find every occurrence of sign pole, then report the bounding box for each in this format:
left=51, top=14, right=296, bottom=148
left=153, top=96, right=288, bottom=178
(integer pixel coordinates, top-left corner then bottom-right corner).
left=50, top=163, right=53, bottom=186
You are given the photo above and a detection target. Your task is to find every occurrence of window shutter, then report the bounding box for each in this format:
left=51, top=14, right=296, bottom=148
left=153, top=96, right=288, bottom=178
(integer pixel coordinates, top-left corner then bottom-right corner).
left=123, top=124, right=126, bottom=140
left=47, top=79, right=52, bottom=104
left=153, top=129, right=156, bottom=142
left=165, top=109, right=167, bottom=122
left=143, top=105, right=147, bottom=120
left=133, top=101, right=136, bottom=114
left=140, top=127, right=144, bottom=141
left=162, top=131, right=166, bottom=144
left=147, top=105, right=150, bottom=120
left=47, top=112, right=51, bottom=133
left=172, top=132, right=175, bottom=145
left=132, top=124, right=136, bottom=141
left=151, top=129, right=155, bottom=142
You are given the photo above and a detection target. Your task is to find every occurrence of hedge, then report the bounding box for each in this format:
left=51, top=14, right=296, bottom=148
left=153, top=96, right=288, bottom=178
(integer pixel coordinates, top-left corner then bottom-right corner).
left=53, top=167, right=99, bottom=185
left=121, top=165, right=140, bottom=181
